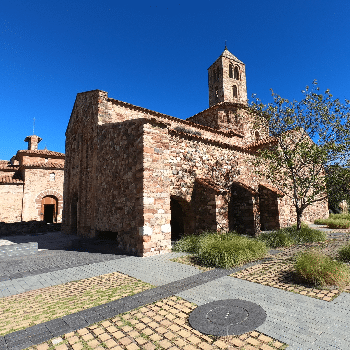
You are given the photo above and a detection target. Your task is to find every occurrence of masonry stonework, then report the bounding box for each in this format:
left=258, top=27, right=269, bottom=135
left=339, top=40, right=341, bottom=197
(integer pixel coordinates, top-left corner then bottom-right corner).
left=0, top=136, right=65, bottom=227
left=63, top=48, right=329, bottom=257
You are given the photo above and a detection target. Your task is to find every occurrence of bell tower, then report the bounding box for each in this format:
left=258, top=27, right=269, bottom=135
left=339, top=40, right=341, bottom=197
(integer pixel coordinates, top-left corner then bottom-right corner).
left=208, top=46, right=247, bottom=107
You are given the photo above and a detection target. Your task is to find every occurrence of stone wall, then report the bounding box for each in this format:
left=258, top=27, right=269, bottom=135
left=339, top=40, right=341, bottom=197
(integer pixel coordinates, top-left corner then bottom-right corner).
left=0, top=184, right=23, bottom=222
left=93, top=120, right=145, bottom=255
left=0, top=221, right=61, bottom=237
left=62, top=90, right=100, bottom=238
left=63, top=89, right=330, bottom=257
left=22, top=168, right=64, bottom=222
left=99, top=94, right=247, bottom=149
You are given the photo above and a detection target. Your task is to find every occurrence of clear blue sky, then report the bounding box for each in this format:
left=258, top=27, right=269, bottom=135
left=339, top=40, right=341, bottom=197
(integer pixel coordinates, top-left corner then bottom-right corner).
left=1, top=0, right=349, bottom=161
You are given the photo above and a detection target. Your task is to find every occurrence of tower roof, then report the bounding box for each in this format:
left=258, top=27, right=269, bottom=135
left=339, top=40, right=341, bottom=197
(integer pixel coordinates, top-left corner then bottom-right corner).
left=208, top=48, right=244, bottom=70
left=220, top=47, right=244, bottom=64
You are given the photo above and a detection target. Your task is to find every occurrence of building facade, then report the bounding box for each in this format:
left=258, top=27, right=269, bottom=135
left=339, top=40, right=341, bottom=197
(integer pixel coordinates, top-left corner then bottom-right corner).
left=0, top=135, right=65, bottom=224
left=62, top=48, right=329, bottom=257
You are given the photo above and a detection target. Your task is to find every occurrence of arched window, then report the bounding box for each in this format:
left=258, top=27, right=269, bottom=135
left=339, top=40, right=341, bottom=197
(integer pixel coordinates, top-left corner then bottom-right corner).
left=50, top=172, right=55, bottom=181
left=216, top=67, right=220, bottom=81
left=229, top=64, right=233, bottom=78
left=255, top=131, right=260, bottom=141
left=232, top=85, right=238, bottom=98
left=234, top=66, right=239, bottom=80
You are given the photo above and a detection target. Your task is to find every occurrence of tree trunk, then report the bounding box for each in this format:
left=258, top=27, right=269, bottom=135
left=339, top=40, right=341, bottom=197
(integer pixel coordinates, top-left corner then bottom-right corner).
left=296, top=211, right=302, bottom=230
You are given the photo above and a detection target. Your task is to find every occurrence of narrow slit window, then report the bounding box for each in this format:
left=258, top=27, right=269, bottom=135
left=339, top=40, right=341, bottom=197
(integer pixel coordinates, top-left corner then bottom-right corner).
left=232, top=85, right=238, bottom=98
left=234, top=66, right=239, bottom=80
left=229, top=64, right=233, bottom=78
left=255, top=131, right=260, bottom=141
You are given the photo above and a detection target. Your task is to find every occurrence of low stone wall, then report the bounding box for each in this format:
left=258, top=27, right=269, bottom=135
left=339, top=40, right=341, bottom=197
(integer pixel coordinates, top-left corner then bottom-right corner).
left=0, top=221, right=61, bottom=237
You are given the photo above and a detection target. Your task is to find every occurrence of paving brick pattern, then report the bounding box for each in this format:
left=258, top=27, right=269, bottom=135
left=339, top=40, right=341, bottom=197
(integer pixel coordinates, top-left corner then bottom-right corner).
left=21, top=297, right=286, bottom=350
left=2, top=227, right=350, bottom=349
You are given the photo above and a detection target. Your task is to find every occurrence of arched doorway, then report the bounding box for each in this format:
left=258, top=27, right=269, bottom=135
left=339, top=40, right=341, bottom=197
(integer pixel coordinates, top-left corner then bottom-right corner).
left=259, top=184, right=281, bottom=231
left=40, top=195, right=58, bottom=223
left=170, top=197, right=185, bottom=241
left=228, top=182, right=259, bottom=235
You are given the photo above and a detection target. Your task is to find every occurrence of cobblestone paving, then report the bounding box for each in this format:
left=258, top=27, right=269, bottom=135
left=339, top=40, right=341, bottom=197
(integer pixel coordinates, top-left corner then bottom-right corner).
left=4, top=225, right=350, bottom=350
left=22, top=296, right=287, bottom=350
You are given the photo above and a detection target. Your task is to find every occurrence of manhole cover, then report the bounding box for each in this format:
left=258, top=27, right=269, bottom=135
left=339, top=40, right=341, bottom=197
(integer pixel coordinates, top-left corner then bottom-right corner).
left=188, top=299, right=266, bottom=336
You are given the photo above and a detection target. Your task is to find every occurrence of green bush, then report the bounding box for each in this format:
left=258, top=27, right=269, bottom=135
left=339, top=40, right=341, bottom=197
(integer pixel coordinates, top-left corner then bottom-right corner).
left=329, top=213, right=350, bottom=221
left=258, top=231, right=295, bottom=248
left=196, top=232, right=268, bottom=269
left=172, top=230, right=268, bottom=269
left=326, top=219, right=350, bottom=229
left=258, top=222, right=326, bottom=248
left=338, top=243, right=350, bottom=262
left=294, top=250, right=350, bottom=290
left=172, top=233, right=203, bottom=254
left=286, top=224, right=327, bottom=244
left=314, top=218, right=329, bottom=225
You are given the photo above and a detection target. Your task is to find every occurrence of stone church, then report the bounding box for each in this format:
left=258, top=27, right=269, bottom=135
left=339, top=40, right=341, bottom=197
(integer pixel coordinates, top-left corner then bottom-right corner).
left=0, top=135, right=65, bottom=225
left=62, top=48, right=329, bottom=257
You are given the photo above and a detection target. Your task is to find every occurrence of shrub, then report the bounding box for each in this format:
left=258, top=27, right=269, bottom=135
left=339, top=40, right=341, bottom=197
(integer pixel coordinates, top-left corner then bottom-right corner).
left=172, top=233, right=202, bottom=254
left=329, top=213, right=350, bottom=221
left=258, top=222, right=326, bottom=248
left=314, top=218, right=329, bottom=225
left=338, top=243, right=350, bottom=262
left=258, top=231, right=295, bottom=248
left=294, top=250, right=350, bottom=290
left=286, top=224, right=327, bottom=244
left=326, top=219, right=350, bottom=229
left=196, top=231, right=268, bottom=269
left=172, top=230, right=268, bottom=269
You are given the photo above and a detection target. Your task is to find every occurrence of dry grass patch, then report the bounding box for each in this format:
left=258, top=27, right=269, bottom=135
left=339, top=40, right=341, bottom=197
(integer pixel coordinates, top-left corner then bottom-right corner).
left=0, top=271, right=156, bottom=336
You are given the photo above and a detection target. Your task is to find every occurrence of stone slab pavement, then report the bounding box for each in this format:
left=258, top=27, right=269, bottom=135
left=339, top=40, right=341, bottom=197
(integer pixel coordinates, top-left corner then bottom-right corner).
left=1, top=228, right=350, bottom=349
left=1, top=251, right=350, bottom=349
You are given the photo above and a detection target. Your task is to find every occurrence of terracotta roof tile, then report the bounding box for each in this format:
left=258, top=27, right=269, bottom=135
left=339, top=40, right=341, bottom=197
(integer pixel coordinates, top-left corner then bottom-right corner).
left=0, top=174, right=24, bottom=184
left=16, top=149, right=65, bottom=157
left=246, top=136, right=278, bottom=150
left=0, top=161, right=18, bottom=170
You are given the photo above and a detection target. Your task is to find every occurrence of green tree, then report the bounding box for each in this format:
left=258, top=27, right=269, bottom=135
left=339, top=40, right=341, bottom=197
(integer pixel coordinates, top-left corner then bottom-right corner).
left=324, top=164, right=350, bottom=213
left=246, top=80, right=350, bottom=230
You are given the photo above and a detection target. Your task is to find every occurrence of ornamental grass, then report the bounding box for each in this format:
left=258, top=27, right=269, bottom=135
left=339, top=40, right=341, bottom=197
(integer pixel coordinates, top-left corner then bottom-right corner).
left=258, top=222, right=326, bottom=248
left=338, top=243, right=350, bottom=263
left=314, top=213, right=350, bottom=229
left=172, top=230, right=268, bottom=269
left=294, top=249, right=350, bottom=291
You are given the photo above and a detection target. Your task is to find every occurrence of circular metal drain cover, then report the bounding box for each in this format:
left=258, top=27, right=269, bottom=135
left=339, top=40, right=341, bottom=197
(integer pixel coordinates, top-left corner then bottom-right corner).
left=189, top=299, right=266, bottom=336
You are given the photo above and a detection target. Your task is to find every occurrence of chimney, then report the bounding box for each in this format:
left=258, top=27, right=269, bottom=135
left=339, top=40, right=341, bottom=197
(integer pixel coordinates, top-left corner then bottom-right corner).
left=24, top=135, right=42, bottom=150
